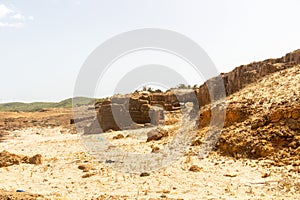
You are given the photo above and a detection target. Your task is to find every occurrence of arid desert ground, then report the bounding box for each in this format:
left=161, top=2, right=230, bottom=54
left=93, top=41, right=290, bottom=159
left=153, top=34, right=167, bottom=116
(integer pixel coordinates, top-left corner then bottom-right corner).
left=1, top=50, right=300, bottom=200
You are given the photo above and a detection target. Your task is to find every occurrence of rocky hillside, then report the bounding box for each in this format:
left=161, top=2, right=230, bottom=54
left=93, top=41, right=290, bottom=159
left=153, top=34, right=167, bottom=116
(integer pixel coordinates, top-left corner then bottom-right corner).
left=197, top=49, right=300, bottom=107
left=196, top=62, right=300, bottom=166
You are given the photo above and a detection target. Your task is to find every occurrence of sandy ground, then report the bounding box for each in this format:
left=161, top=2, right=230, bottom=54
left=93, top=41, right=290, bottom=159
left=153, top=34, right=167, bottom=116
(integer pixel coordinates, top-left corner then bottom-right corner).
left=0, top=125, right=299, bottom=200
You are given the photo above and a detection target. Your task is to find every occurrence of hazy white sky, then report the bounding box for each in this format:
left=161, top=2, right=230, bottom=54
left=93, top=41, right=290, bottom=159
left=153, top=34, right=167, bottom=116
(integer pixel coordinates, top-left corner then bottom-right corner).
left=1, top=0, right=300, bottom=102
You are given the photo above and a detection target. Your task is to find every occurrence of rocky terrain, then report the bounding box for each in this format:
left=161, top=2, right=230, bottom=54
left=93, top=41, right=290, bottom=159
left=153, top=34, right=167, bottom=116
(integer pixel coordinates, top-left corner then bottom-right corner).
left=197, top=63, right=300, bottom=165
left=0, top=49, right=299, bottom=199
left=0, top=108, right=74, bottom=135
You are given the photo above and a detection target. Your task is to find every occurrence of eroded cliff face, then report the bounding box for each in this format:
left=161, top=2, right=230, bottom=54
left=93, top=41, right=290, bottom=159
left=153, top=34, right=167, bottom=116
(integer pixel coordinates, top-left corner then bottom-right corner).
left=197, top=49, right=300, bottom=107
left=196, top=63, right=300, bottom=165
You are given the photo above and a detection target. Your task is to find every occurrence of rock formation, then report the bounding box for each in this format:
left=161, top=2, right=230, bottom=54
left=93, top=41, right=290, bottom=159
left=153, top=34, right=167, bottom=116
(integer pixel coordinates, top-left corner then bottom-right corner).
left=85, top=88, right=199, bottom=133
left=197, top=49, right=300, bottom=107
left=87, top=49, right=300, bottom=134
left=195, top=63, right=300, bottom=166
left=0, top=150, right=42, bottom=168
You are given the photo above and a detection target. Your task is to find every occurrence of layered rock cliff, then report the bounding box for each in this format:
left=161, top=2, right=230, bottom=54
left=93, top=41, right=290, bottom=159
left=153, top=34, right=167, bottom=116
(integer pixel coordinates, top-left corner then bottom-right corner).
left=195, top=59, right=300, bottom=166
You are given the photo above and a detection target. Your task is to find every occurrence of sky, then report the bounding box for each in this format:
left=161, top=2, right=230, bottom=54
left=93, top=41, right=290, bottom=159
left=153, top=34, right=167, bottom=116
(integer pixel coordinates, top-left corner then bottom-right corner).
left=1, top=0, right=300, bottom=103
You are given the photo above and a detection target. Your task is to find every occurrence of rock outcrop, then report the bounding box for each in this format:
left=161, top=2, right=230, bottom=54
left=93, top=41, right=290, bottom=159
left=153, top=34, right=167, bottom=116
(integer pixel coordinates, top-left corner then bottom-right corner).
left=197, top=49, right=300, bottom=107
left=94, top=92, right=165, bottom=132
left=88, top=89, right=198, bottom=133
left=0, top=150, right=42, bottom=168
left=89, top=49, right=300, bottom=134
left=195, top=64, right=300, bottom=166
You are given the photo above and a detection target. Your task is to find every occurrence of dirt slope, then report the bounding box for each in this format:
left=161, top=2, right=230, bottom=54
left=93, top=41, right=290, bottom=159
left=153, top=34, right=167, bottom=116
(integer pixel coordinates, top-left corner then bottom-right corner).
left=196, top=64, right=300, bottom=166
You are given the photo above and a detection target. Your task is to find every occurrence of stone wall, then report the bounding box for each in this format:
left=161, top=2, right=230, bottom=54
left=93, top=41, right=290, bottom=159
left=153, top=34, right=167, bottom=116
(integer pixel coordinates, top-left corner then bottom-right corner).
left=95, top=92, right=164, bottom=132
left=92, top=89, right=198, bottom=132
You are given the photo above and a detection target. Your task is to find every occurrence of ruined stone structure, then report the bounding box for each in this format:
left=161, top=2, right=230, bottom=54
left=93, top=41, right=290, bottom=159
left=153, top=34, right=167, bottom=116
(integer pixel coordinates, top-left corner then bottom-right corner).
left=87, top=90, right=198, bottom=133
left=96, top=92, right=165, bottom=132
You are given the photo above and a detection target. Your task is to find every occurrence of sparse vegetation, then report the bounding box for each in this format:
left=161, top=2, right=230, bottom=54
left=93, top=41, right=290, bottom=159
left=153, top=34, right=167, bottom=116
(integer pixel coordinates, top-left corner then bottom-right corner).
left=0, top=97, right=98, bottom=112
left=134, top=86, right=163, bottom=93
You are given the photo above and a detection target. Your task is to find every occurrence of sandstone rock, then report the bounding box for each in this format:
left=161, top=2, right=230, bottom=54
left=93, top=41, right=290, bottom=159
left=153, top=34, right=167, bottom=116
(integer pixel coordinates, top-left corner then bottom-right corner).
left=78, top=164, right=91, bottom=171
left=140, top=172, right=150, bottom=177
left=223, top=173, right=237, bottom=177
left=251, top=117, right=267, bottom=130
left=113, top=134, right=125, bottom=140
left=0, top=151, right=42, bottom=167
left=283, top=49, right=300, bottom=63
left=199, top=104, right=249, bottom=128
left=0, top=189, right=45, bottom=200
left=212, top=63, right=300, bottom=166
left=92, top=92, right=171, bottom=132
left=189, top=165, right=202, bottom=172
left=151, top=93, right=165, bottom=101
left=29, top=154, right=42, bottom=165
left=287, top=119, right=300, bottom=131
left=269, top=109, right=283, bottom=122
left=191, top=138, right=202, bottom=146
left=292, top=108, right=300, bottom=119
left=111, top=95, right=129, bottom=104
left=141, top=104, right=151, bottom=111
left=195, top=52, right=296, bottom=109
left=225, top=107, right=249, bottom=126
left=82, top=172, right=97, bottom=178
left=151, top=146, right=160, bottom=153
left=146, top=127, right=168, bottom=142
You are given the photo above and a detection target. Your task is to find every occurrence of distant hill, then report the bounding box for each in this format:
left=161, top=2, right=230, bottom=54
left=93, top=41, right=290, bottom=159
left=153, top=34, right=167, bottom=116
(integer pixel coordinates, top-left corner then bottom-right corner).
left=0, top=97, right=96, bottom=112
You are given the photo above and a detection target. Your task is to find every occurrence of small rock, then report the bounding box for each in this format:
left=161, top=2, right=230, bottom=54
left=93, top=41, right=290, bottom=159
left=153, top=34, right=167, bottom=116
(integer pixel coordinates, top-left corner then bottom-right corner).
left=146, top=128, right=168, bottom=142
left=223, top=173, right=237, bottom=177
left=83, top=169, right=90, bottom=172
left=140, top=172, right=150, bottom=177
left=162, top=189, right=170, bottom=194
left=262, top=172, right=271, bottom=178
left=82, top=172, right=97, bottom=178
left=191, top=138, right=202, bottom=146
left=29, top=154, right=42, bottom=165
left=151, top=146, right=160, bottom=153
left=189, top=165, right=202, bottom=172
left=78, top=164, right=91, bottom=171
left=113, top=134, right=124, bottom=140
